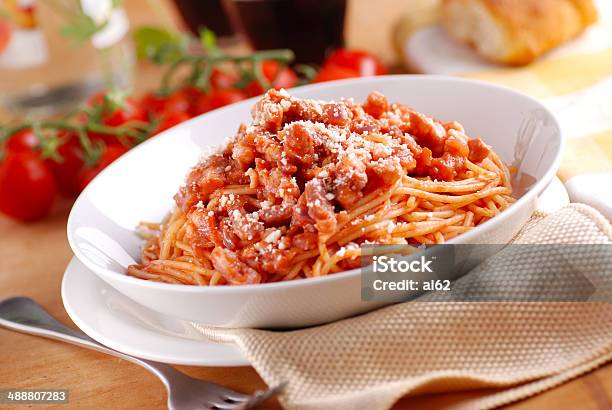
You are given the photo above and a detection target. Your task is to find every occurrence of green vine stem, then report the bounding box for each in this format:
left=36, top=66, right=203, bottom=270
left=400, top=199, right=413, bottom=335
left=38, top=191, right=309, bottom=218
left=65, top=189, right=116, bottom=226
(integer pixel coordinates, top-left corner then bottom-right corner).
left=160, top=49, right=295, bottom=94
left=4, top=121, right=147, bottom=140
left=1, top=120, right=151, bottom=165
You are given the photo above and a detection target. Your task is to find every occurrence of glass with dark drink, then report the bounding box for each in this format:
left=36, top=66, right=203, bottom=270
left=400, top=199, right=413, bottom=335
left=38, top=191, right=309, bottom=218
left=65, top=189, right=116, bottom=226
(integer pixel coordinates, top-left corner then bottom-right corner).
left=223, top=0, right=347, bottom=64
left=173, top=0, right=235, bottom=38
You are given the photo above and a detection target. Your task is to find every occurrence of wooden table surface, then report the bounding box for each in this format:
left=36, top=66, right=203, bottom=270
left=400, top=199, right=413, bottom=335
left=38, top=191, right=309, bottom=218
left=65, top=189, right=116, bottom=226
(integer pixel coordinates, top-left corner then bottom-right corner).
left=1, top=1, right=611, bottom=409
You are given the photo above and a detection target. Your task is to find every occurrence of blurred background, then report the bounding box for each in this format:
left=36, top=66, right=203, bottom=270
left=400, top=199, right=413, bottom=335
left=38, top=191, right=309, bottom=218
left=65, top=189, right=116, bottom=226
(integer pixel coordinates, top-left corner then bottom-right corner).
left=0, top=0, right=421, bottom=121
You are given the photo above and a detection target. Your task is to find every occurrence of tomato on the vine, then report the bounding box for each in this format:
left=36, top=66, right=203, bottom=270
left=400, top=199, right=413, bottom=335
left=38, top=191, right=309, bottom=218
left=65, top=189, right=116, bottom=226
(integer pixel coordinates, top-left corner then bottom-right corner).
left=262, top=60, right=298, bottom=88
left=245, top=60, right=298, bottom=97
left=313, top=65, right=360, bottom=83
left=210, top=68, right=238, bottom=89
left=322, top=49, right=388, bottom=77
left=103, top=98, right=147, bottom=127
left=87, top=92, right=148, bottom=143
left=46, top=134, right=85, bottom=197
left=139, top=92, right=168, bottom=116
left=155, top=110, right=191, bottom=134
left=0, top=151, right=57, bottom=222
left=193, top=88, right=247, bottom=115
left=165, top=88, right=199, bottom=115
left=77, top=144, right=129, bottom=191
left=5, top=128, right=38, bottom=152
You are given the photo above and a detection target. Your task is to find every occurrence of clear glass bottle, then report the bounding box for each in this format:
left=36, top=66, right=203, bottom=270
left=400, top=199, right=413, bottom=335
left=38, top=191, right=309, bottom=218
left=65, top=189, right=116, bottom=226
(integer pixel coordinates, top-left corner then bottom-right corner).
left=0, top=0, right=134, bottom=119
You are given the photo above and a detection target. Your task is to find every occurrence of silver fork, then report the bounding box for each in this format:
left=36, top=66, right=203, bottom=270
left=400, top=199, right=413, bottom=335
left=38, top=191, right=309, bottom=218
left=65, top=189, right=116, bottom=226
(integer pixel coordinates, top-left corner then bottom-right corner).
left=0, top=297, right=284, bottom=410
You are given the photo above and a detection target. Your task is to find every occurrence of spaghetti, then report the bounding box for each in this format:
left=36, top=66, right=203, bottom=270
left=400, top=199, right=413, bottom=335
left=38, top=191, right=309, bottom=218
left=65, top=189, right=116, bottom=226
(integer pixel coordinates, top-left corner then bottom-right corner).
left=128, top=89, right=515, bottom=285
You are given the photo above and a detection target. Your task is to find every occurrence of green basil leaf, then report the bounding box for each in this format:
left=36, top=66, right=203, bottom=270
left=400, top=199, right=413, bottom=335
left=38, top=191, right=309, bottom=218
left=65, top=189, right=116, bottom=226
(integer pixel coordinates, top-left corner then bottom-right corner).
left=133, top=26, right=186, bottom=64
left=199, top=27, right=219, bottom=55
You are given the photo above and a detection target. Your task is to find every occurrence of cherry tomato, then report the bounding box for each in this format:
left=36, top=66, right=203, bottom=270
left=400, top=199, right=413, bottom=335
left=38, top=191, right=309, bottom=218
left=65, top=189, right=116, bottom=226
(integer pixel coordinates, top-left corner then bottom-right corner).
left=245, top=60, right=298, bottom=97
left=6, top=130, right=85, bottom=197
left=140, top=88, right=199, bottom=117
left=77, top=144, right=129, bottom=191
left=87, top=92, right=148, bottom=143
left=0, top=151, right=57, bottom=222
left=159, top=87, right=209, bottom=117
left=193, top=88, right=247, bottom=115
left=322, top=49, right=388, bottom=76
left=164, top=88, right=196, bottom=114
left=155, top=110, right=191, bottom=134
left=313, top=66, right=361, bottom=83
left=210, top=68, right=238, bottom=89
left=99, top=144, right=129, bottom=169
left=139, top=92, right=168, bottom=116
left=0, top=19, right=11, bottom=53
left=46, top=134, right=85, bottom=197
left=5, top=129, right=38, bottom=152
left=103, top=98, right=147, bottom=127
left=262, top=60, right=298, bottom=88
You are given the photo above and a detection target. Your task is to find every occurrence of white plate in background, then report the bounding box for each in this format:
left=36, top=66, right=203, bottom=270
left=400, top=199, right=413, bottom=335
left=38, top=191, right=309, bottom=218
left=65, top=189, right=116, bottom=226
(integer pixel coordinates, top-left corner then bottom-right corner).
left=403, top=0, right=612, bottom=75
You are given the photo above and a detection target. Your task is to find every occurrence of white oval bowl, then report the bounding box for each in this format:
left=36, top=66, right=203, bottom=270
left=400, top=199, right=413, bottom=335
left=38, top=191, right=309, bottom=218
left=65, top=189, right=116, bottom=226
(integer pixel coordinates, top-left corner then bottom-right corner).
left=67, top=75, right=563, bottom=329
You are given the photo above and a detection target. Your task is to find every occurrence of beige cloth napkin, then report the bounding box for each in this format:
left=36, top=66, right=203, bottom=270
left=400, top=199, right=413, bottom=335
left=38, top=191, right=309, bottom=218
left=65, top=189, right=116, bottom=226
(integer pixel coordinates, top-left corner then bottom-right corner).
left=198, top=204, right=612, bottom=410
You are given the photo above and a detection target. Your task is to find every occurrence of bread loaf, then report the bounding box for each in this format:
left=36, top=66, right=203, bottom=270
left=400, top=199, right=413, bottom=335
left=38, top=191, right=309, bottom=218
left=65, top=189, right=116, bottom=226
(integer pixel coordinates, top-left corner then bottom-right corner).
left=441, top=0, right=598, bottom=65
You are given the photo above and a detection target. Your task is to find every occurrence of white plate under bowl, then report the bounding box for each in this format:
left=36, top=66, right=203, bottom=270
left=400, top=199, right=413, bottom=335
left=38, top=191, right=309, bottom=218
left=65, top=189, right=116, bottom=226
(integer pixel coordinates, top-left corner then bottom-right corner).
left=67, top=75, right=563, bottom=329
left=61, top=257, right=248, bottom=366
